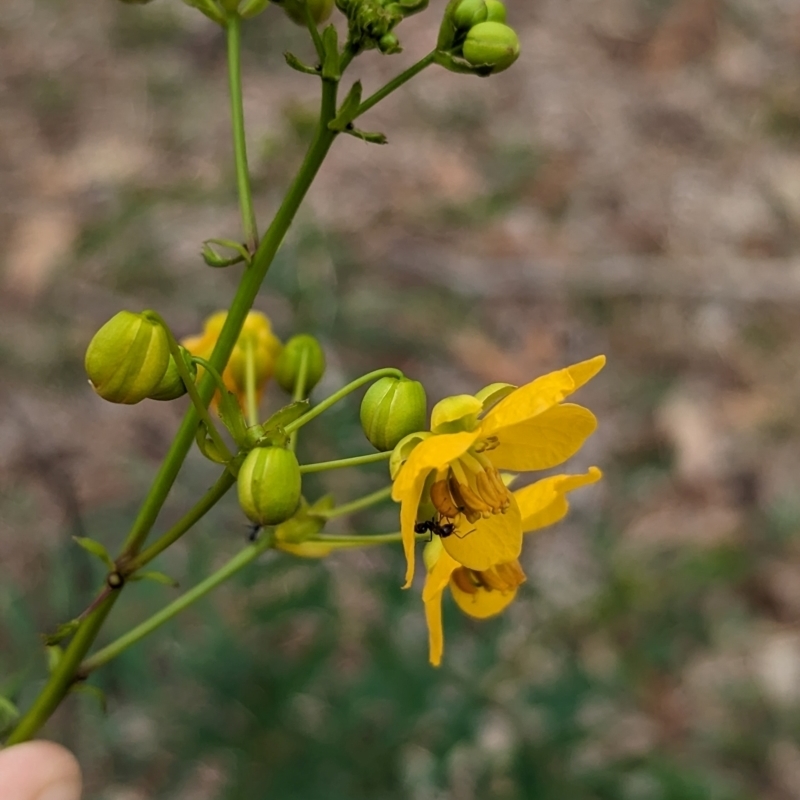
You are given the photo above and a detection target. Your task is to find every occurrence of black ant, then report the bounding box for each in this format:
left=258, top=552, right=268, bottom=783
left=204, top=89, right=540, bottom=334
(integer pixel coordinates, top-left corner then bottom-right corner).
left=414, top=517, right=475, bottom=541
left=246, top=523, right=262, bottom=542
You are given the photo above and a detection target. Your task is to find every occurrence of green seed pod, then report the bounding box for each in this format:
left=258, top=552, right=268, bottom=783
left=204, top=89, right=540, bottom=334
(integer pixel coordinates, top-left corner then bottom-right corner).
left=280, top=0, right=334, bottom=25
left=484, top=0, right=505, bottom=22
left=148, top=346, right=197, bottom=401
left=360, top=376, right=427, bottom=452
left=275, top=334, right=326, bottom=395
left=85, top=311, right=171, bottom=405
left=237, top=446, right=302, bottom=526
left=452, top=0, right=487, bottom=30
left=462, top=21, right=520, bottom=73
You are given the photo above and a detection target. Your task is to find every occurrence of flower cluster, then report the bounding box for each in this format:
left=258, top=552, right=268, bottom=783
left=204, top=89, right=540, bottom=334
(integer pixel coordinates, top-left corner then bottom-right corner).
left=391, top=356, right=605, bottom=665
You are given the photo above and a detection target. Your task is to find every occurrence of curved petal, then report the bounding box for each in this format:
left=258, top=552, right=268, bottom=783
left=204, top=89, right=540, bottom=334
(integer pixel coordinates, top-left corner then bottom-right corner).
left=487, top=403, right=597, bottom=472
left=515, top=467, right=602, bottom=533
left=441, top=493, right=522, bottom=571
left=392, top=431, right=480, bottom=588
left=422, top=548, right=459, bottom=667
left=481, top=355, right=605, bottom=436
left=450, top=576, right=519, bottom=618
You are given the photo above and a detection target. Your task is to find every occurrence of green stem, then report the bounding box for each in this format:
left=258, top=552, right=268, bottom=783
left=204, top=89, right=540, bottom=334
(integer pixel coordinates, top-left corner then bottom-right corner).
left=227, top=14, right=259, bottom=252
left=288, top=348, right=310, bottom=451
left=300, top=451, right=391, bottom=474
left=6, top=77, right=340, bottom=746
left=355, top=51, right=436, bottom=118
left=4, top=594, right=117, bottom=745
left=304, top=3, right=325, bottom=62
left=283, top=368, right=403, bottom=436
left=145, top=311, right=233, bottom=463
left=305, top=532, right=430, bottom=545
left=244, top=338, right=259, bottom=427
left=123, top=470, right=237, bottom=575
left=312, top=485, right=393, bottom=519
left=79, top=533, right=276, bottom=678
left=191, top=356, right=229, bottom=400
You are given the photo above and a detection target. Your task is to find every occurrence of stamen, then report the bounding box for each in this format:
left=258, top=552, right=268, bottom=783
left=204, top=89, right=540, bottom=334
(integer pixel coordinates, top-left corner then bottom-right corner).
left=431, top=478, right=462, bottom=519
left=450, top=567, right=481, bottom=595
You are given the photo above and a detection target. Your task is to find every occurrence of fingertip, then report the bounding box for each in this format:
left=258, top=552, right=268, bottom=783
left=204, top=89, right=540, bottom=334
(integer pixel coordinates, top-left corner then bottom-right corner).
left=0, top=741, right=82, bottom=800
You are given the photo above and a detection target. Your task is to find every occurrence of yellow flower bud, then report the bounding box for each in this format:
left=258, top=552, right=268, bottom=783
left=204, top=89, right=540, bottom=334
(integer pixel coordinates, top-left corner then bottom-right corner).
left=182, top=310, right=282, bottom=412
left=85, top=311, right=171, bottom=405
left=148, top=346, right=197, bottom=402
left=237, top=446, right=302, bottom=526
left=275, top=334, right=326, bottom=395
left=462, top=21, right=520, bottom=73
left=360, top=377, right=427, bottom=452
left=452, top=0, right=487, bottom=29
left=280, top=0, right=334, bottom=25
left=484, top=0, right=505, bottom=22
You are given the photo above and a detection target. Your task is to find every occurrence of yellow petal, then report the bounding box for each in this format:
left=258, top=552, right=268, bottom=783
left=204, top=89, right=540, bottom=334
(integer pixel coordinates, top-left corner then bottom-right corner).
left=422, top=547, right=459, bottom=666
left=441, top=492, right=522, bottom=571
left=450, top=574, right=519, bottom=618
left=392, top=431, right=480, bottom=588
left=515, top=467, right=602, bottom=533
left=480, top=355, right=605, bottom=436
left=487, top=403, right=597, bottom=472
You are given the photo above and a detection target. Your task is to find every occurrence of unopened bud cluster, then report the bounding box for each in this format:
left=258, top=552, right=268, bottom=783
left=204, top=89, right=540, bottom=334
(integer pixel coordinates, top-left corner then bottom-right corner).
left=437, top=0, right=519, bottom=75
left=85, top=311, right=195, bottom=405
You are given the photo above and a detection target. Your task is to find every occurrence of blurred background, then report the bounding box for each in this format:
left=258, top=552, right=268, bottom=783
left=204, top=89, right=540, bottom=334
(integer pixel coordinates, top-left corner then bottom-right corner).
left=2, top=0, right=800, bottom=797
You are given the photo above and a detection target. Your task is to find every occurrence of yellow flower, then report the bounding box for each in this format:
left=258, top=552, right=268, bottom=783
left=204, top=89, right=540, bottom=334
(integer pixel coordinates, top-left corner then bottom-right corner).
left=182, top=310, right=282, bottom=411
left=423, top=467, right=602, bottom=666
left=391, top=356, right=605, bottom=587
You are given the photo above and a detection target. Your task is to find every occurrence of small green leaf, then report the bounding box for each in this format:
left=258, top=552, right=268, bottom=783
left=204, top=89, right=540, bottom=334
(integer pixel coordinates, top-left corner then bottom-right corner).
left=43, top=618, right=81, bottom=647
left=201, top=238, right=251, bottom=267
left=46, top=645, right=64, bottom=674
left=73, top=537, right=115, bottom=570
left=195, top=422, right=229, bottom=464
left=262, top=400, right=310, bottom=434
left=70, top=683, right=108, bottom=714
left=182, top=0, right=226, bottom=25
left=329, top=81, right=363, bottom=132
left=0, top=695, right=20, bottom=736
left=218, top=388, right=249, bottom=445
left=343, top=125, right=388, bottom=145
left=321, top=25, right=340, bottom=81
left=284, top=51, right=321, bottom=75
left=129, top=571, right=180, bottom=588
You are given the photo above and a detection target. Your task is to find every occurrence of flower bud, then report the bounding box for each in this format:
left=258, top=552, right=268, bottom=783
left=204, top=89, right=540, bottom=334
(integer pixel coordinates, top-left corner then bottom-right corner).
left=237, top=446, right=302, bottom=526
left=280, top=0, right=334, bottom=25
left=148, top=346, right=197, bottom=401
left=85, top=311, right=171, bottom=405
left=275, top=334, right=326, bottom=395
left=462, top=21, right=520, bottom=73
left=430, top=394, right=482, bottom=434
left=452, top=0, right=487, bottom=29
left=378, top=32, right=402, bottom=54
left=484, top=0, right=505, bottom=22
left=360, top=377, right=427, bottom=452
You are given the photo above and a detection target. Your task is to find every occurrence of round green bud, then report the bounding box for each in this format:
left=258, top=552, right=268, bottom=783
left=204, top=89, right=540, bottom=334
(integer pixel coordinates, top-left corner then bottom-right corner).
left=452, top=0, right=487, bottom=29
left=148, top=346, right=197, bottom=401
left=281, top=0, right=334, bottom=25
left=275, top=334, right=326, bottom=395
left=85, top=311, right=171, bottom=405
left=237, top=446, right=302, bottom=526
left=378, top=33, right=402, bottom=54
left=360, top=377, right=427, bottom=452
left=484, top=0, right=506, bottom=22
left=463, top=21, right=520, bottom=73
